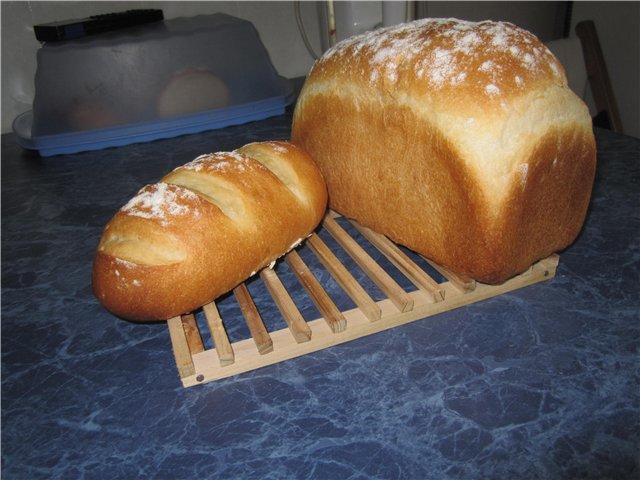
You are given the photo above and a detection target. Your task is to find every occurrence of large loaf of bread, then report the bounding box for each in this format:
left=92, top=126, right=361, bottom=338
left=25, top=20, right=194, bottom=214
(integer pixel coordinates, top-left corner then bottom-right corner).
left=92, top=141, right=327, bottom=321
left=291, top=18, right=596, bottom=284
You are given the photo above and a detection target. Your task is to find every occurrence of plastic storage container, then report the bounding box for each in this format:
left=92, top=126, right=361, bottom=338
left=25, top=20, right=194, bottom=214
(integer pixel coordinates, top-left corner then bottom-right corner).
left=14, top=13, right=294, bottom=156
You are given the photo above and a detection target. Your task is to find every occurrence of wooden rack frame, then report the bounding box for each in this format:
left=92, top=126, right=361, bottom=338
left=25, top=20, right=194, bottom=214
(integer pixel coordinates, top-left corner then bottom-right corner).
left=167, top=212, right=559, bottom=387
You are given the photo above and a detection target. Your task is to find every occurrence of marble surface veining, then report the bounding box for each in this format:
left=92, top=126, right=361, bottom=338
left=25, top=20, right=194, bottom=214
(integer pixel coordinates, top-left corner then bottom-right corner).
left=2, top=113, right=639, bottom=480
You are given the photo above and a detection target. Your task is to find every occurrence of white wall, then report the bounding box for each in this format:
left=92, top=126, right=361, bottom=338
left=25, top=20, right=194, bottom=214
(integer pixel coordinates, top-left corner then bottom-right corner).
left=2, top=1, right=638, bottom=137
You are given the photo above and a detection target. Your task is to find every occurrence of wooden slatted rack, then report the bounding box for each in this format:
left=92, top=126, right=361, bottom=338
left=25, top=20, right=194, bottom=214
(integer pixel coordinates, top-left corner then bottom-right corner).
left=167, top=212, right=560, bottom=387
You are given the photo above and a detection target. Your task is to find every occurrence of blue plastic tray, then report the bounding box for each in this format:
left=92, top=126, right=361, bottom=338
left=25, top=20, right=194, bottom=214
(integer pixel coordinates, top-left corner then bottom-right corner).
left=13, top=78, right=294, bottom=157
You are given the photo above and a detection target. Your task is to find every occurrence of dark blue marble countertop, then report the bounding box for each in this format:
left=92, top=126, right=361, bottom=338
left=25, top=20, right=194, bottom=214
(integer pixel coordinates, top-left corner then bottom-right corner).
left=2, top=113, right=639, bottom=479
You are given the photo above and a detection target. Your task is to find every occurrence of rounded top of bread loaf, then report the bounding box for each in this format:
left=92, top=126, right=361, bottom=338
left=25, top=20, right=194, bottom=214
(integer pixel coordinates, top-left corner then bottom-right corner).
left=309, top=18, right=566, bottom=115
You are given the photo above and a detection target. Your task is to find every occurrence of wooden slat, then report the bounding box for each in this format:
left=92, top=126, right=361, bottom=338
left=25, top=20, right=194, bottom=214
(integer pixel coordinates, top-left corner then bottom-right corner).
left=323, top=215, right=414, bottom=313
left=285, top=250, right=347, bottom=333
left=167, top=315, right=196, bottom=378
left=539, top=253, right=560, bottom=274
left=165, top=208, right=560, bottom=387
left=181, top=313, right=205, bottom=354
left=182, top=254, right=559, bottom=386
left=202, top=302, right=235, bottom=366
left=422, top=257, right=477, bottom=293
left=233, top=283, right=273, bottom=355
left=307, top=234, right=382, bottom=322
left=350, top=221, right=445, bottom=303
left=260, top=267, right=312, bottom=343
left=520, top=265, right=535, bottom=277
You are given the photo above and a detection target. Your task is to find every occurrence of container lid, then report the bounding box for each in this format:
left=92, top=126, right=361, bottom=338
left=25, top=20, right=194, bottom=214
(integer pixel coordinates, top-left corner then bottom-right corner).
left=13, top=78, right=294, bottom=157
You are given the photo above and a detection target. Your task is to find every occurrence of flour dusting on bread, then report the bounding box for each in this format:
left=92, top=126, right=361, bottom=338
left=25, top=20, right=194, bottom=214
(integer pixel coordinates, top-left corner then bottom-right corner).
left=183, top=151, right=253, bottom=173
left=317, top=18, right=565, bottom=98
left=121, top=183, right=198, bottom=224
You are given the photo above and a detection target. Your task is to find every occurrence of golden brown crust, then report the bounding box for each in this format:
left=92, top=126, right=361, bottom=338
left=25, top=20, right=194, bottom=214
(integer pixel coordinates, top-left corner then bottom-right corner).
left=92, top=141, right=327, bottom=321
left=291, top=18, right=596, bottom=284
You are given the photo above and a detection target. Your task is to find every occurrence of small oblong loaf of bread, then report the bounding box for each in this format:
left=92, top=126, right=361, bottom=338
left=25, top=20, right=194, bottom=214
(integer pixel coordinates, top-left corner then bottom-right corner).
left=292, top=18, right=597, bottom=284
left=92, top=141, right=327, bottom=321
